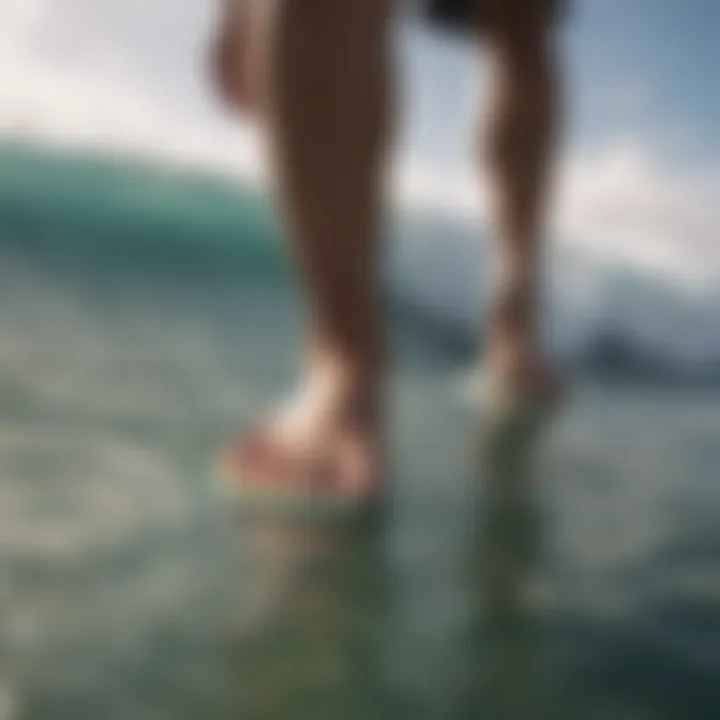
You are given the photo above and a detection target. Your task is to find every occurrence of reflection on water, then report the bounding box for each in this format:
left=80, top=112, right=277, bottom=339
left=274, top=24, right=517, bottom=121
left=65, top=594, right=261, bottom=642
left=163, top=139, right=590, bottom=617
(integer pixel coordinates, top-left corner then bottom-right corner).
left=225, top=515, right=393, bottom=720
left=221, top=409, right=562, bottom=720
left=465, top=406, right=562, bottom=720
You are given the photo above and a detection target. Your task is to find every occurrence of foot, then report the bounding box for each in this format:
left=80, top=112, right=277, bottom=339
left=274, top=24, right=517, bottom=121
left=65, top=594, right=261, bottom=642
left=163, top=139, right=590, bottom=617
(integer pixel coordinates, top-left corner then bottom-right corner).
left=223, top=357, right=383, bottom=504
left=485, top=337, right=564, bottom=407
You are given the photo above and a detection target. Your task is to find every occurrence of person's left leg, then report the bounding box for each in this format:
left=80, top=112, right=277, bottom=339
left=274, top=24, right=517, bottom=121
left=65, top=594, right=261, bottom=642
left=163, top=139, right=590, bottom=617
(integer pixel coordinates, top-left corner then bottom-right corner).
left=217, top=0, right=394, bottom=501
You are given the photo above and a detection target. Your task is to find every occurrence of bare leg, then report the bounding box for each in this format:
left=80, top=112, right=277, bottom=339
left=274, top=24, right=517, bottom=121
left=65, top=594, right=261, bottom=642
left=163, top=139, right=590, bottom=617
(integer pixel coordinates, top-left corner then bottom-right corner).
left=482, top=1, right=563, bottom=401
left=223, top=0, right=392, bottom=499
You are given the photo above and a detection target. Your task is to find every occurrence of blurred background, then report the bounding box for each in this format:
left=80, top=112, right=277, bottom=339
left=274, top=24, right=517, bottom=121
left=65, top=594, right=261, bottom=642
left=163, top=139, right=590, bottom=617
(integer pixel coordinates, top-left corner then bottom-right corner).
left=0, top=1, right=719, bottom=719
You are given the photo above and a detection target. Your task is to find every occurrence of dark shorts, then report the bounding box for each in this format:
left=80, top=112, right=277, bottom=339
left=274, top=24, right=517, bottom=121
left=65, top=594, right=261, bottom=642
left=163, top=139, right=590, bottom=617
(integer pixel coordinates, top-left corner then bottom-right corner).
left=425, top=0, right=564, bottom=32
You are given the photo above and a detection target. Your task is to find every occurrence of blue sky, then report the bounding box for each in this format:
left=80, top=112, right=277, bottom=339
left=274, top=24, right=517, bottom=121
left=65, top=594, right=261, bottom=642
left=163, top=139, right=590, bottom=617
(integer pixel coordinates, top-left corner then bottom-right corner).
left=568, top=0, right=720, bottom=164
left=0, top=0, right=717, bottom=283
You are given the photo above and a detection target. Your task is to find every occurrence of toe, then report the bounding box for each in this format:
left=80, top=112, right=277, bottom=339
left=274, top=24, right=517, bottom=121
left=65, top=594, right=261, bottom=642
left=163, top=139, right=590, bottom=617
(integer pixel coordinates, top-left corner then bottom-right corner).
left=227, top=431, right=281, bottom=486
left=233, top=432, right=317, bottom=491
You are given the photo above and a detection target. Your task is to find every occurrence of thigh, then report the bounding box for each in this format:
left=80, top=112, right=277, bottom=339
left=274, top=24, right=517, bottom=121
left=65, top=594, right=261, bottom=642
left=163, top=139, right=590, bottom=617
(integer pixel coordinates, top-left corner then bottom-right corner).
left=424, top=0, right=563, bottom=33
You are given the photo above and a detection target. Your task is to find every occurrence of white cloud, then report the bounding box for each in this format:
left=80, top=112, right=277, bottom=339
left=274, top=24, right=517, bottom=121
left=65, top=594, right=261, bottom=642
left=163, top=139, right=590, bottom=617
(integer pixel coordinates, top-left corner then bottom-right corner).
left=0, top=0, right=262, bottom=172
left=555, top=142, right=720, bottom=288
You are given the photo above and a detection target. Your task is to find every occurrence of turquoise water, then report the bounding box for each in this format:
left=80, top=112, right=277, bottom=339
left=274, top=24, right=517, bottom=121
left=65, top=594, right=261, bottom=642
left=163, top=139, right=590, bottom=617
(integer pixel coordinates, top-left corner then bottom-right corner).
left=0, top=144, right=719, bottom=720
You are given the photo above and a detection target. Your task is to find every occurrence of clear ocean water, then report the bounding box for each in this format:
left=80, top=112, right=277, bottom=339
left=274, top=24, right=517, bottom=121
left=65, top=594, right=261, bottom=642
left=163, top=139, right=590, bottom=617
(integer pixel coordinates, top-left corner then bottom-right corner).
left=0, top=143, right=719, bottom=720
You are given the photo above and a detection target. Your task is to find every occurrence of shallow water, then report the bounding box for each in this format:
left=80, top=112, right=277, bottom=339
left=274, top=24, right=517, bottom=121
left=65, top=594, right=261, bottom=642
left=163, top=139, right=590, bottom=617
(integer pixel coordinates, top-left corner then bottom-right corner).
left=1, top=149, right=719, bottom=720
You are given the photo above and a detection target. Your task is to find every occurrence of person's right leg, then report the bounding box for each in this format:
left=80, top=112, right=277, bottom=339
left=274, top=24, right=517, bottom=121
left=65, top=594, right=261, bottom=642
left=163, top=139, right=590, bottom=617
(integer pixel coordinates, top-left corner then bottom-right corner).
left=481, top=0, right=563, bottom=402
left=224, top=0, right=393, bottom=500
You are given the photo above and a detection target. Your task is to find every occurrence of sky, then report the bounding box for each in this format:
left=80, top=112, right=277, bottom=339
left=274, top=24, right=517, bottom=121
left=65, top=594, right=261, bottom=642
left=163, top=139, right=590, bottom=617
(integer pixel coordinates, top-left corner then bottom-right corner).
left=0, top=0, right=718, bottom=287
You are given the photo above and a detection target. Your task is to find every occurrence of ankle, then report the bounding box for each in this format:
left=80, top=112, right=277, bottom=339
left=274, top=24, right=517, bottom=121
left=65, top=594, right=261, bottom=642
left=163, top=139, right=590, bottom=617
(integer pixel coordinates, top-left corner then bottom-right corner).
left=308, top=339, right=384, bottom=403
left=487, top=330, right=538, bottom=370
